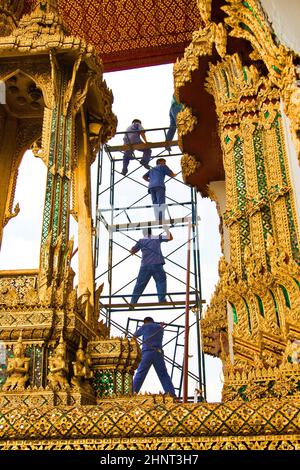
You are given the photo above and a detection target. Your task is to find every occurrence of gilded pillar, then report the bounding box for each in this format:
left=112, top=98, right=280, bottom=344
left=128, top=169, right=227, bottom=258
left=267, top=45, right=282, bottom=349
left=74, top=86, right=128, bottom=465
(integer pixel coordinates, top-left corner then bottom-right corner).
left=76, top=107, right=95, bottom=316
left=0, top=1, right=123, bottom=405
left=173, top=0, right=300, bottom=401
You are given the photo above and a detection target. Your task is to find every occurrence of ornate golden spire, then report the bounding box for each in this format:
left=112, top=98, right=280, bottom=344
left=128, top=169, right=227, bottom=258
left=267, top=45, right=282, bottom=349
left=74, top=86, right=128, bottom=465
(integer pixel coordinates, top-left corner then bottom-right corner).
left=13, top=0, right=67, bottom=42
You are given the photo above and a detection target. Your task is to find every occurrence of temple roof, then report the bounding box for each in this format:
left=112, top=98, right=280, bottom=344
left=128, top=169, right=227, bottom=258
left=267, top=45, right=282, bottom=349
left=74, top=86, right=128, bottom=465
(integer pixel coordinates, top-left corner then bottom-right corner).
left=23, top=0, right=201, bottom=71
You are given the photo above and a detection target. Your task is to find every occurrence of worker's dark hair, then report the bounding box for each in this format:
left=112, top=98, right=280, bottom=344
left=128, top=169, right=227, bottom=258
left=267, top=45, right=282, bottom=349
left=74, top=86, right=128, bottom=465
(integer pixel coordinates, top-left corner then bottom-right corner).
left=144, top=317, right=154, bottom=323
left=142, top=227, right=152, bottom=237
left=132, top=119, right=141, bottom=124
left=156, top=158, right=166, bottom=165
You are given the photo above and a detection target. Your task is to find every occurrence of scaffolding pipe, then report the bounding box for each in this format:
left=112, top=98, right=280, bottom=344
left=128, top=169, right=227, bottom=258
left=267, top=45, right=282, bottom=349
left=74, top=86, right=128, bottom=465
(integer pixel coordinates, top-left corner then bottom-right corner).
left=95, top=128, right=207, bottom=398
left=183, top=221, right=192, bottom=402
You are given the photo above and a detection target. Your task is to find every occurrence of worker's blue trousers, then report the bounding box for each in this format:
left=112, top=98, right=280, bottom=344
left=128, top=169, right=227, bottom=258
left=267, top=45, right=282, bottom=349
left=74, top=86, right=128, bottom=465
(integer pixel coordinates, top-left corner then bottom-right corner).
left=149, top=187, right=166, bottom=221
left=122, top=148, right=151, bottom=173
left=133, top=349, right=176, bottom=396
left=131, top=264, right=167, bottom=304
left=166, top=112, right=176, bottom=142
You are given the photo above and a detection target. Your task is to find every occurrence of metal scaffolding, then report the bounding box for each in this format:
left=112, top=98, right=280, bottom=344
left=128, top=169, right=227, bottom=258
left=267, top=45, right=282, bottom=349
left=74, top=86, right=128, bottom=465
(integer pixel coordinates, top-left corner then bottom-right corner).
left=94, top=127, right=206, bottom=401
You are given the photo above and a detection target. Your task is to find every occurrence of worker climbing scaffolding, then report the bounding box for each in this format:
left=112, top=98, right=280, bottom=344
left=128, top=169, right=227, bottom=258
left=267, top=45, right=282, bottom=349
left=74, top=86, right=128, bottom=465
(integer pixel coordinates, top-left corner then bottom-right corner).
left=95, top=124, right=206, bottom=400
left=132, top=317, right=176, bottom=396
left=143, top=158, right=176, bottom=222
left=122, top=119, right=151, bottom=175
left=130, top=226, right=172, bottom=305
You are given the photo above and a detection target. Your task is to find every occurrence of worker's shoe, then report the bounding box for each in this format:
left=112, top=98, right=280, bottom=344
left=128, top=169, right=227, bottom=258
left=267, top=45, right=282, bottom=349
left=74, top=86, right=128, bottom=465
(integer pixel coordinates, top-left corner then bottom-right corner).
left=141, top=161, right=150, bottom=169
left=121, top=169, right=127, bottom=176
left=173, top=397, right=181, bottom=403
left=165, top=141, right=172, bottom=152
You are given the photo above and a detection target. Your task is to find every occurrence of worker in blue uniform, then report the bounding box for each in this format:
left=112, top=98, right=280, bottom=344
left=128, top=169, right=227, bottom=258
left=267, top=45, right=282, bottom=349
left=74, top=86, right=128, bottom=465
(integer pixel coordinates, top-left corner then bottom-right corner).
left=165, top=94, right=183, bottom=150
left=143, top=158, right=176, bottom=222
left=122, top=119, right=151, bottom=175
left=133, top=317, right=176, bottom=396
left=130, top=226, right=172, bottom=304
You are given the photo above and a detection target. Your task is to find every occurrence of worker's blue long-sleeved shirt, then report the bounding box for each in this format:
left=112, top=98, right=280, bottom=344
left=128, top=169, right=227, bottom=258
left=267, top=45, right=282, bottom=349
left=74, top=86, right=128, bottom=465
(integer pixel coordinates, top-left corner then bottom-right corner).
left=132, top=235, right=169, bottom=265
left=134, top=322, right=164, bottom=352
left=144, top=165, right=173, bottom=190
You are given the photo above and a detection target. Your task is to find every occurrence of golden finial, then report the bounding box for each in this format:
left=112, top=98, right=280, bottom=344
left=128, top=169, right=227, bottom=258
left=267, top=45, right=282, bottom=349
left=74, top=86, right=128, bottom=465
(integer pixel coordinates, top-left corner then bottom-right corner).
left=37, top=0, right=59, bottom=14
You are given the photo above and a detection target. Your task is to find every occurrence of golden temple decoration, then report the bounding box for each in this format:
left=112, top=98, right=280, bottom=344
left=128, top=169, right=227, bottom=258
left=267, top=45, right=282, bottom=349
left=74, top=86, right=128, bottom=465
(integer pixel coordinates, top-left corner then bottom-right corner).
left=4, top=202, right=20, bottom=226
left=0, top=1, right=24, bottom=36
left=47, top=335, right=70, bottom=391
left=71, top=339, right=93, bottom=393
left=174, top=4, right=227, bottom=93
left=1, top=396, right=300, bottom=449
left=88, top=337, right=141, bottom=399
left=0, top=0, right=121, bottom=414
left=222, top=0, right=300, bottom=162
left=1, top=0, right=300, bottom=451
left=199, top=47, right=300, bottom=373
left=1, top=334, right=29, bottom=391
left=177, top=106, right=197, bottom=139
left=222, top=0, right=293, bottom=89
left=181, top=154, right=200, bottom=181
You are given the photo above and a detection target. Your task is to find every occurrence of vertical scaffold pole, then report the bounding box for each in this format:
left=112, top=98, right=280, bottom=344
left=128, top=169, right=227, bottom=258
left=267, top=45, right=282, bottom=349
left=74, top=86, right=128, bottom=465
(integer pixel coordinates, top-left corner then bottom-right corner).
left=183, top=221, right=192, bottom=402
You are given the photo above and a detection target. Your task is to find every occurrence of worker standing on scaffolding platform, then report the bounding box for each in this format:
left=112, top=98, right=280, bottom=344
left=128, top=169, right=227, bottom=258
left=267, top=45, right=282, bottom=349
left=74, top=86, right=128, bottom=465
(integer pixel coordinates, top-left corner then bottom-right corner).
left=121, top=119, right=152, bottom=175
left=132, top=317, right=176, bottom=396
left=165, top=94, right=183, bottom=151
left=130, top=226, right=172, bottom=304
left=143, top=158, right=176, bottom=222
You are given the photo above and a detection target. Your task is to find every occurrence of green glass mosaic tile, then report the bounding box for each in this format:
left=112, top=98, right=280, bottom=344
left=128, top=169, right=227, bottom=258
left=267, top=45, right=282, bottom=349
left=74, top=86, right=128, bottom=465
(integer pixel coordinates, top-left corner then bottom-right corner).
left=285, top=194, right=300, bottom=263
left=271, top=65, right=281, bottom=75
left=274, top=118, right=287, bottom=184
left=270, top=290, right=280, bottom=327
left=279, top=285, right=291, bottom=309
left=116, top=370, right=123, bottom=393
left=240, top=22, right=254, bottom=36
left=253, top=127, right=273, bottom=268
left=230, top=302, right=238, bottom=324
left=293, top=278, right=300, bottom=290
left=242, top=66, right=248, bottom=83
left=255, top=294, right=264, bottom=317
left=234, top=137, right=250, bottom=275
left=124, top=373, right=131, bottom=394
left=93, top=370, right=114, bottom=398
left=243, top=297, right=252, bottom=334
left=41, top=173, right=54, bottom=245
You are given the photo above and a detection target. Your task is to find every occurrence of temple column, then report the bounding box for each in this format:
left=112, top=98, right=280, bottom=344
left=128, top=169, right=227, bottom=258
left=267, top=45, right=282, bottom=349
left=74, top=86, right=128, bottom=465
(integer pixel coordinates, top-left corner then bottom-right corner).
left=76, top=107, right=95, bottom=319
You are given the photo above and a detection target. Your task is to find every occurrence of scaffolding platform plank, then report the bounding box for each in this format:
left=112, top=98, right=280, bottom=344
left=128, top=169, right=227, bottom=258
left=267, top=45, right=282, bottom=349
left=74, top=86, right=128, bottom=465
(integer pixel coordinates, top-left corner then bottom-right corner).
left=106, top=140, right=178, bottom=152
left=105, top=216, right=197, bottom=232
left=101, top=300, right=205, bottom=309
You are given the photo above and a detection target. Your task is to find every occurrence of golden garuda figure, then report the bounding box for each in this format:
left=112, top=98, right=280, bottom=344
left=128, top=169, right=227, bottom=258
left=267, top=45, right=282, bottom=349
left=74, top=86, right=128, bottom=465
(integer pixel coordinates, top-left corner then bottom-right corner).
left=2, top=334, right=29, bottom=391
